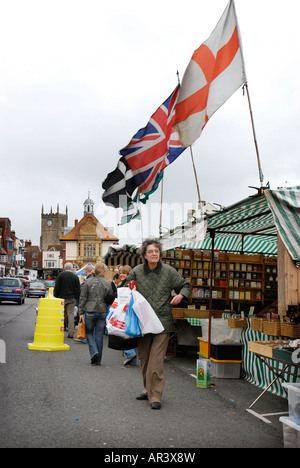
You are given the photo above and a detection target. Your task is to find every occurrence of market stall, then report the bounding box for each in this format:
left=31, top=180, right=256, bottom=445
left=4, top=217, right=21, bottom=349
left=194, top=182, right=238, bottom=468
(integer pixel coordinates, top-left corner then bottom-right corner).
left=103, top=244, right=142, bottom=268
left=102, top=188, right=300, bottom=398
left=75, top=262, right=94, bottom=275
left=166, top=187, right=300, bottom=396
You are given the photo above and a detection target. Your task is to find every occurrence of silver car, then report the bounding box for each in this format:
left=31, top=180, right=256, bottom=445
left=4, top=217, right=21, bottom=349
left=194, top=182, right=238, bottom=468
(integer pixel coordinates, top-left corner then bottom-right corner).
left=27, top=281, right=47, bottom=298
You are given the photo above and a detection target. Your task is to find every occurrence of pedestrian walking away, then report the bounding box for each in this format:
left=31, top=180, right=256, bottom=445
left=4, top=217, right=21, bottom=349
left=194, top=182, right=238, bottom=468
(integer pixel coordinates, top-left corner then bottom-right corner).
left=126, top=238, right=191, bottom=409
left=79, top=262, right=116, bottom=365
left=73, top=264, right=94, bottom=343
left=54, top=262, right=81, bottom=338
left=84, top=264, right=94, bottom=280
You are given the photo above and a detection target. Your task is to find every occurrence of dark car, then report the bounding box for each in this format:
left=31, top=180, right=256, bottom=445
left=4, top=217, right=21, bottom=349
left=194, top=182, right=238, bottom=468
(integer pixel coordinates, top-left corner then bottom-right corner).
left=0, top=277, right=26, bottom=304
left=27, top=281, right=47, bottom=298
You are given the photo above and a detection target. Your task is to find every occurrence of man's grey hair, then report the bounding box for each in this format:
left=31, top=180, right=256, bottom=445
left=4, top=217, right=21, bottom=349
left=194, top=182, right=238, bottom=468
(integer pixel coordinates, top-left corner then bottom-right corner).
left=64, top=262, right=73, bottom=271
left=140, top=237, right=162, bottom=263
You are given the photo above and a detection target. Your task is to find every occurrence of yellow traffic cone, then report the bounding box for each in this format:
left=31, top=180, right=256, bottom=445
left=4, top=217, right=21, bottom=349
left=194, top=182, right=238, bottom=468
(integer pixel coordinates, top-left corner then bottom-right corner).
left=28, top=289, right=69, bottom=351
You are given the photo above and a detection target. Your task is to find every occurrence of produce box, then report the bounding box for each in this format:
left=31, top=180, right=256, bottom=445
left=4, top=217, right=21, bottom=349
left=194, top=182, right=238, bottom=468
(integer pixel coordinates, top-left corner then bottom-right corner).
left=282, top=383, right=300, bottom=425
left=198, top=338, right=209, bottom=358
left=210, top=358, right=242, bottom=379
left=280, top=416, right=300, bottom=448
left=196, top=358, right=211, bottom=388
left=272, top=347, right=298, bottom=364
left=251, top=316, right=265, bottom=332
left=210, top=343, right=243, bottom=360
left=248, top=340, right=289, bottom=358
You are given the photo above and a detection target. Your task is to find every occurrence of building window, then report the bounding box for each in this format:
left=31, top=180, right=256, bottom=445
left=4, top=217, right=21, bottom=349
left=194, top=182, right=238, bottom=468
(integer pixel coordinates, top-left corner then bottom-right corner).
left=84, top=243, right=96, bottom=257
left=32, top=261, right=39, bottom=267
left=46, top=261, right=56, bottom=268
left=32, top=253, right=38, bottom=258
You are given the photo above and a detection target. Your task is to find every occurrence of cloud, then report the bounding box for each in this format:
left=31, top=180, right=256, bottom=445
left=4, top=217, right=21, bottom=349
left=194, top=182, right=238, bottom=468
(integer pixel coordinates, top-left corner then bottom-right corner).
left=1, top=0, right=300, bottom=247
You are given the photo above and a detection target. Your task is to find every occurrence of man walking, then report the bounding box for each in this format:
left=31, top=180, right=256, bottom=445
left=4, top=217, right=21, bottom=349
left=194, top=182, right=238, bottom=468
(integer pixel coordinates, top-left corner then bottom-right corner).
left=54, top=262, right=81, bottom=338
left=126, top=238, right=190, bottom=409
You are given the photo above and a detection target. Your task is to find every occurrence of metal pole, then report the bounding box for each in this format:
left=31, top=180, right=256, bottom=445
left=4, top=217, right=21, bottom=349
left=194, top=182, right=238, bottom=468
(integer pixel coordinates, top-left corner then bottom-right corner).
left=159, top=172, right=164, bottom=238
left=244, top=83, right=264, bottom=186
left=208, top=229, right=215, bottom=359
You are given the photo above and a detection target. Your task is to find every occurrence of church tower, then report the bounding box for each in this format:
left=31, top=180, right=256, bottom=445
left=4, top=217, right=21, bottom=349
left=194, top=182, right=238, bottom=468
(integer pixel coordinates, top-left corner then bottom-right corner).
left=40, top=204, right=68, bottom=251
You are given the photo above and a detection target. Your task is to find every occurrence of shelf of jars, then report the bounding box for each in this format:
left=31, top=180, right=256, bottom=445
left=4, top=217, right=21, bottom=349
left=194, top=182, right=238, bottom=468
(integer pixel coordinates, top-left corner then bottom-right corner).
left=162, top=250, right=277, bottom=306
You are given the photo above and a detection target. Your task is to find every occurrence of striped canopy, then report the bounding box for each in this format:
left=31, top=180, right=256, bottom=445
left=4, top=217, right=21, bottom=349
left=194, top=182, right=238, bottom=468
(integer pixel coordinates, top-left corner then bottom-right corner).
left=103, top=244, right=142, bottom=267
left=180, top=187, right=300, bottom=261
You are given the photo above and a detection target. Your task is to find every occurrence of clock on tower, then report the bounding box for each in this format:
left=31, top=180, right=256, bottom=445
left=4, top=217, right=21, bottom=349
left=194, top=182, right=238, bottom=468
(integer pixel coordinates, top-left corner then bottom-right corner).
left=40, top=204, right=68, bottom=251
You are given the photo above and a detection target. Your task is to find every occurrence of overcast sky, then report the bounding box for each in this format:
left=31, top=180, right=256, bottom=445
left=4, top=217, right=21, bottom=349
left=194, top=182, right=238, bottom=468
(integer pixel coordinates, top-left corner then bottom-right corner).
left=1, top=0, right=299, bottom=247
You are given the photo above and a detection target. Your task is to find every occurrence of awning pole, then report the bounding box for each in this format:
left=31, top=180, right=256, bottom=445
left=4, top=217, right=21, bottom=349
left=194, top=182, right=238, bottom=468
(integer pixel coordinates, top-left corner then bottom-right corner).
left=208, top=229, right=215, bottom=360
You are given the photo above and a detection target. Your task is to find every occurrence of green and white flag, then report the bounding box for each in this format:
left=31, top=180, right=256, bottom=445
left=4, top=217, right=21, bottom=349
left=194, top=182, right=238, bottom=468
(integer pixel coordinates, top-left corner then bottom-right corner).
left=119, top=195, right=141, bottom=225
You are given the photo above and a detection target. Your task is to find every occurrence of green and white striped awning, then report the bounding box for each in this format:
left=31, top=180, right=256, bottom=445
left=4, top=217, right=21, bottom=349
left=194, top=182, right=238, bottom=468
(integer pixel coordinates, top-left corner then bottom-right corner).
left=179, top=187, right=300, bottom=260
left=264, top=187, right=300, bottom=262
left=103, top=244, right=142, bottom=267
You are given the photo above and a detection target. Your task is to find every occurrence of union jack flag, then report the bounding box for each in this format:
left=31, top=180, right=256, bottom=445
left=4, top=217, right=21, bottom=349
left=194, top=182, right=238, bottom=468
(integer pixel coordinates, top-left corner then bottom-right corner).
left=120, top=84, right=186, bottom=196
left=102, top=85, right=186, bottom=210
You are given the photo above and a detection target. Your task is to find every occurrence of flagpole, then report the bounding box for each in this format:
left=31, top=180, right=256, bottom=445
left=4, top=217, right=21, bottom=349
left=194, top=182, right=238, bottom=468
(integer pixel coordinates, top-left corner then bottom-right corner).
left=138, top=198, right=144, bottom=241
left=159, top=172, right=164, bottom=238
left=189, top=146, right=202, bottom=208
left=243, top=83, right=264, bottom=187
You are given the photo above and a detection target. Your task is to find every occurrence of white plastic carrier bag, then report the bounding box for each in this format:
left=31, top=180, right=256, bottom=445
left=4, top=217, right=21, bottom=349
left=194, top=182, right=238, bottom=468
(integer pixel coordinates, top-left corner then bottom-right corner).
left=106, top=287, right=132, bottom=338
left=106, top=287, right=164, bottom=336
left=131, top=289, right=164, bottom=335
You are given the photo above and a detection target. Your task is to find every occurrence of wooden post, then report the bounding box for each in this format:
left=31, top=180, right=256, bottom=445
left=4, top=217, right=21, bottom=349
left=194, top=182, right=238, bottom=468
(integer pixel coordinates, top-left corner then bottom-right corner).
left=277, top=234, right=300, bottom=317
left=244, top=83, right=264, bottom=186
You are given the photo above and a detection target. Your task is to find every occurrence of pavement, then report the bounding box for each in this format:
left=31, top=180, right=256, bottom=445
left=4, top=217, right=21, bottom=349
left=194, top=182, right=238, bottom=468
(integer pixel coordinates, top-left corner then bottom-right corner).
left=0, top=300, right=290, bottom=450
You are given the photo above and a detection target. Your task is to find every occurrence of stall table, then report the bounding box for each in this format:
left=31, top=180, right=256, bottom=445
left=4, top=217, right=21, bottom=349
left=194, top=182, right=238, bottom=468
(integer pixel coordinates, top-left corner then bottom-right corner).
left=247, top=341, right=300, bottom=422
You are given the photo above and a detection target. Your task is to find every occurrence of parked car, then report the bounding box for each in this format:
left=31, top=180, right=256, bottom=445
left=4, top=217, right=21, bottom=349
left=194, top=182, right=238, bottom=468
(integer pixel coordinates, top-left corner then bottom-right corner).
left=27, top=281, right=47, bottom=298
left=0, top=277, right=26, bottom=305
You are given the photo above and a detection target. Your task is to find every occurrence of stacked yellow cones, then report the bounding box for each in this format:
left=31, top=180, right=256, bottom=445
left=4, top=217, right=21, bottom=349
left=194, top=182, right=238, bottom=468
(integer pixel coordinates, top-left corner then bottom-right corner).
left=28, top=288, right=69, bottom=351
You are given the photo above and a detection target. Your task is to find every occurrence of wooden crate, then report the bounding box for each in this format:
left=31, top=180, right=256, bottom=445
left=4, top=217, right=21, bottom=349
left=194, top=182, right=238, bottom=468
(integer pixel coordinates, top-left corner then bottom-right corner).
left=251, top=316, right=266, bottom=332
left=248, top=340, right=289, bottom=358
left=172, top=308, right=187, bottom=319
left=280, top=322, right=300, bottom=338
left=228, top=316, right=247, bottom=328
left=263, top=320, right=281, bottom=336
left=185, top=309, right=210, bottom=319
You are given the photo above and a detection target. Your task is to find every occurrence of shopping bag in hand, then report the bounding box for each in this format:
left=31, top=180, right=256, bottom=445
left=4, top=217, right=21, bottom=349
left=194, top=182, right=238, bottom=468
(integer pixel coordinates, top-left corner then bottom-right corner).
left=77, top=315, right=86, bottom=340
left=131, top=290, right=164, bottom=334
left=125, top=292, right=142, bottom=337
left=106, top=287, right=131, bottom=338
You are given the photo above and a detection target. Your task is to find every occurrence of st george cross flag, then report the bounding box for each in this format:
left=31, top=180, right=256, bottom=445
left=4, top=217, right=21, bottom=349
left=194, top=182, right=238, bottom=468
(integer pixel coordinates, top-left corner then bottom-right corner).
left=174, top=0, right=247, bottom=147
left=102, top=85, right=186, bottom=210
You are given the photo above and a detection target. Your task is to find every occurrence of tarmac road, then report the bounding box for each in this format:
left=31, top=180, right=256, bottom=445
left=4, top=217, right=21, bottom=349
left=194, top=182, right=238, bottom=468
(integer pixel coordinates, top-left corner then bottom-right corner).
left=0, top=299, right=288, bottom=451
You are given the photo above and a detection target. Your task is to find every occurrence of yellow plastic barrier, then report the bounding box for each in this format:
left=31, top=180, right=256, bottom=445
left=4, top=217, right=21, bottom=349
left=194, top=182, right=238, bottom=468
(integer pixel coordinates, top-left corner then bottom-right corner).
left=28, top=288, right=69, bottom=351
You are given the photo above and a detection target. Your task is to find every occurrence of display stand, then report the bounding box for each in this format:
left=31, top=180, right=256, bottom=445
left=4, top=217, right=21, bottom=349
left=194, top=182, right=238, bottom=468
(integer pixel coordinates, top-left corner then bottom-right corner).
left=246, top=351, right=300, bottom=423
